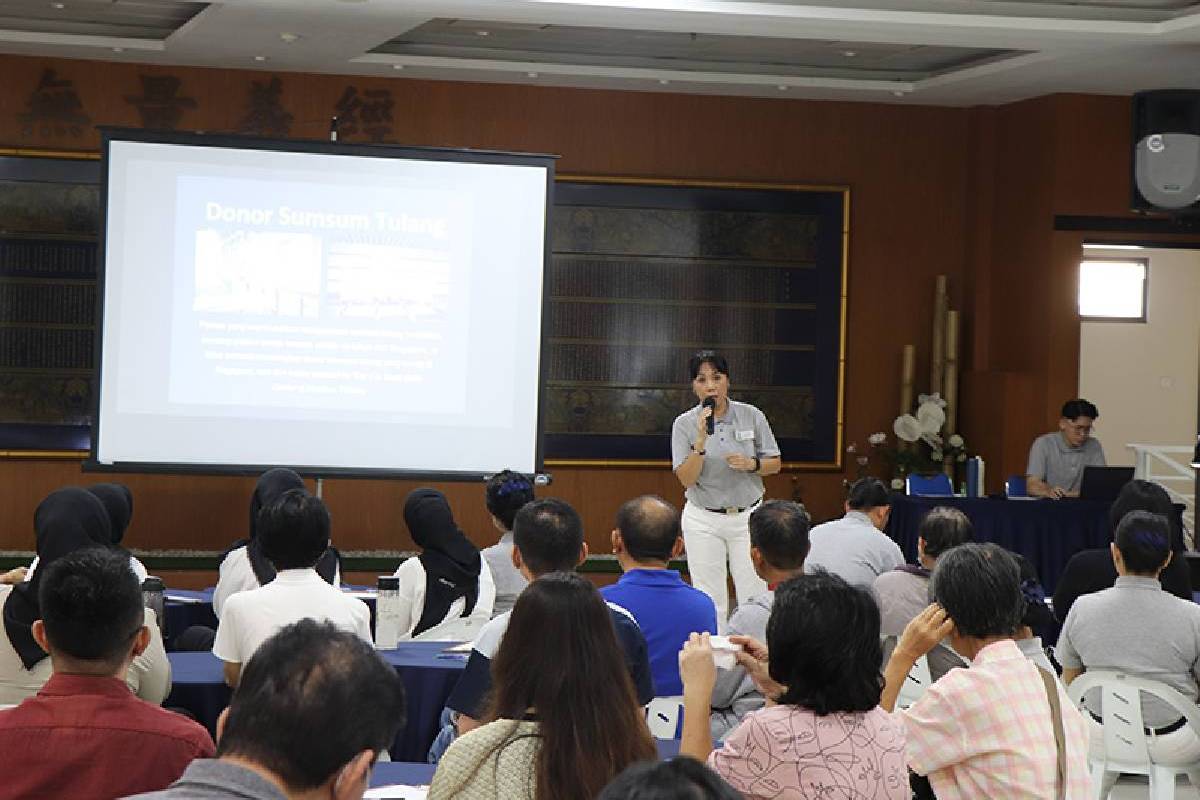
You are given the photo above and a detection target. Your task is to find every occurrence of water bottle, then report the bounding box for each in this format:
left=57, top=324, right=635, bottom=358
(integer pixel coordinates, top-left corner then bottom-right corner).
left=141, top=576, right=165, bottom=637
left=375, top=575, right=401, bottom=650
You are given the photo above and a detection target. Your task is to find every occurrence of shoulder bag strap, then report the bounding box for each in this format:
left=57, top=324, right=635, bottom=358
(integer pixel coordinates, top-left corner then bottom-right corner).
left=1038, top=666, right=1068, bottom=800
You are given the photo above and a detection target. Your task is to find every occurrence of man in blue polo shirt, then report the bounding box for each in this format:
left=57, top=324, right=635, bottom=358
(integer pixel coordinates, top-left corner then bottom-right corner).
left=602, top=495, right=718, bottom=697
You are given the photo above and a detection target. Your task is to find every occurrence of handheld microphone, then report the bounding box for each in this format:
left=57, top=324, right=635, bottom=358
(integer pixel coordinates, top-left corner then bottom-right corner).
left=702, top=397, right=716, bottom=435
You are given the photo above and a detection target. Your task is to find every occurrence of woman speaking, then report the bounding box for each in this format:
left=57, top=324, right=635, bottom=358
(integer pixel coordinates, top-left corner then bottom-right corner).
left=671, top=350, right=781, bottom=626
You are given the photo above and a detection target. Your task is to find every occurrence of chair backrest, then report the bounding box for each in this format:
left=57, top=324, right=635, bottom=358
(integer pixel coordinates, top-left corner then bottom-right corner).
left=645, top=695, right=684, bottom=739
left=1005, top=475, right=1028, bottom=497
left=906, top=473, right=954, bottom=497
left=1067, top=671, right=1200, bottom=768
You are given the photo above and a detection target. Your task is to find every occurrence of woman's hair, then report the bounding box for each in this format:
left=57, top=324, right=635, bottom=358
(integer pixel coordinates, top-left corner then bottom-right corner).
left=1115, top=511, right=1171, bottom=574
left=930, top=543, right=1023, bottom=638
left=484, top=470, right=535, bottom=531
left=598, top=757, right=742, bottom=800
left=479, top=572, right=657, bottom=798
left=1109, top=479, right=1183, bottom=552
left=918, top=506, right=973, bottom=558
left=687, top=349, right=729, bottom=381
left=767, top=571, right=883, bottom=714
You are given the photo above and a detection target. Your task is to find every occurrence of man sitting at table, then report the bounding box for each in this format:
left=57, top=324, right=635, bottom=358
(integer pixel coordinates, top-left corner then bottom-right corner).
left=213, top=489, right=371, bottom=687
left=445, top=498, right=653, bottom=738
left=131, top=619, right=405, bottom=800
left=1026, top=398, right=1106, bottom=499
left=0, top=548, right=214, bottom=798
left=804, top=478, right=904, bottom=588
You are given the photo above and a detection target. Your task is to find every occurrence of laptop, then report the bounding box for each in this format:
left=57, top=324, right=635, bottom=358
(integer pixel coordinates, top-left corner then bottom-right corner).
left=1079, top=466, right=1135, bottom=502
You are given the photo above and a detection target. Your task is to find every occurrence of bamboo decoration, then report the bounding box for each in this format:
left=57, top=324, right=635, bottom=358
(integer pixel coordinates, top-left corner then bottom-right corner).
left=930, top=275, right=947, bottom=407
left=900, top=344, right=915, bottom=415
left=943, top=310, right=959, bottom=435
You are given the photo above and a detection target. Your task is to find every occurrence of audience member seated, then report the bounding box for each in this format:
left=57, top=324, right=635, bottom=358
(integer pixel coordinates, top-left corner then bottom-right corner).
left=393, top=488, right=495, bottom=641
left=1026, top=398, right=1106, bottom=499
left=1053, top=479, right=1191, bottom=622
left=1013, top=553, right=1058, bottom=675
left=709, top=499, right=809, bottom=739
left=874, top=505, right=972, bottom=680
left=680, top=572, right=908, bottom=799
left=130, top=619, right=405, bottom=800
left=601, top=495, right=718, bottom=696
left=213, top=489, right=370, bottom=686
left=0, top=549, right=213, bottom=798
left=445, top=498, right=652, bottom=739
left=599, top=757, right=742, bottom=800
left=431, top=572, right=657, bottom=799
left=0, top=486, right=169, bottom=705
left=25, top=482, right=148, bottom=583
left=480, top=470, right=535, bottom=617
left=1058, top=510, right=1200, bottom=764
left=805, top=478, right=904, bottom=588
left=882, top=543, right=1091, bottom=797
left=214, top=468, right=341, bottom=618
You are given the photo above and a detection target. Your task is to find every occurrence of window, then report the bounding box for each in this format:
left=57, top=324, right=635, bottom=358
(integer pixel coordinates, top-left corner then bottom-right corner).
left=1079, top=258, right=1148, bottom=321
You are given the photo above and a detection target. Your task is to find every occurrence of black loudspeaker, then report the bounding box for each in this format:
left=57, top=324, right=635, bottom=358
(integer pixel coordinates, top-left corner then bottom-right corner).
left=1132, top=90, right=1200, bottom=213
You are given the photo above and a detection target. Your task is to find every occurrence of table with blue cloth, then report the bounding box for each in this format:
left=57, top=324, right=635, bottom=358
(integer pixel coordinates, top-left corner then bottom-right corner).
left=885, top=495, right=1112, bottom=593
left=166, top=642, right=466, bottom=762
left=368, top=740, right=682, bottom=789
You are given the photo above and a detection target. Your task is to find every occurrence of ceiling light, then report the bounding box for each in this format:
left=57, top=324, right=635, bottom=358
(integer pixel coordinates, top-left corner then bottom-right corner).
left=842, top=50, right=857, bottom=57
left=476, top=30, right=490, bottom=37
left=658, top=79, right=669, bottom=85
left=527, top=71, right=538, bottom=78
left=279, top=32, right=300, bottom=44
left=1082, top=243, right=1144, bottom=250
left=50, top=2, right=64, bottom=8
left=392, top=64, right=404, bottom=70
left=253, top=55, right=268, bottom=62
left=892, top=90, right=905, bottom=97
left=777, top=85, right=788, bottom=91
left=111, top=47, right=123, bottom=53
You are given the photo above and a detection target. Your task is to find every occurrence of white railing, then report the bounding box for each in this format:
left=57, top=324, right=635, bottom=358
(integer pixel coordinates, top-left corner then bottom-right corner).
left=1128, top=444, right=1197, bottom=548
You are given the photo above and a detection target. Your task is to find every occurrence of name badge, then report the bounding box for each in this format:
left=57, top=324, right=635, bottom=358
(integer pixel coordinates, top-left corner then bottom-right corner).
left=736, top=429, right=755, bottom=442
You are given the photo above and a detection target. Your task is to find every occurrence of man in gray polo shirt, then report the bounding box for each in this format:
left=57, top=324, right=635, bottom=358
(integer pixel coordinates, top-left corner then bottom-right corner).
left=1058, top=511, right=1200, bottom=764
left=804, top=478, right=904, bottom=588
left=1026, top=398, right=1106, bottom=498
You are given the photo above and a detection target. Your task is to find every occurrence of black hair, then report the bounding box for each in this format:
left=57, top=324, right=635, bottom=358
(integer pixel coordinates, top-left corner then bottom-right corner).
left=219, top=619, right=405, bottom=791
left=930, top=543, right=1023, bottom=639
left=1114, top=511, right=1171, bottom=574
left=1109, top=479, right=1183, bottom=552
left=598, top=757, right=742, bottom=800
left=1013, top=553, right=1054, bottom=633
left=767, top=571, right=883, bottom=714
left=512, top=498, right=584, bottom=576
left=257, top=489, right=331, bottom=571
left=918, top=506, right=974, bottom=558
left=615, top=495, right=681, bottom=563
left=485, top=470, right=536, bottom=532
left=749, top=500, right=810, bottom=571
left=847, top=477, right=891, bottom=511
left=39, top=548, right=143, bottom=666
left=687, top=350, right=729, bottom=382
left=1061, top=399, right=1099, bottom=420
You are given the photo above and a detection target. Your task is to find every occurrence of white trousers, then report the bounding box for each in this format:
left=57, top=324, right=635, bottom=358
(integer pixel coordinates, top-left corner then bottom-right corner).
left=681, top=500, right=768, bottom=630
left=1086, top=714, right=1200, bottom=766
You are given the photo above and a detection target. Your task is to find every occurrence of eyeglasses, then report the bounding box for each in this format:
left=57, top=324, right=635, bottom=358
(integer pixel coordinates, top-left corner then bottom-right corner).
left=1064, top=422, right=1094, bottom=435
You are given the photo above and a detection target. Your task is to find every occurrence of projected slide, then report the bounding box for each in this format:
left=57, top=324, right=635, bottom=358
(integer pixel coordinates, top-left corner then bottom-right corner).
left=97, top=135, right=550, bottom=475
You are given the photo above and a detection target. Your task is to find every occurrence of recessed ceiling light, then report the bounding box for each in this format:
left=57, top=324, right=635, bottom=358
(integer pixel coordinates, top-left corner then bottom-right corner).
left=892, top=90, right=905, bottom=97
left=279, top=32, right=300, bottom=44
left=111, top=47, right=124, bottom=53
left=476, top=30, right=490, bottom=37
left=50, top=2, right=64, bottom=8
left=527, top=71, right=538, bottom=78
left=658, top=79, right=669, bottom=85
left=777, top=85, right=788, bottom=91
left=254, top=55, right=268, bottom=62
left=392, top=64, right=404, bottom=70
left=842, top=50, right=857, bottom=58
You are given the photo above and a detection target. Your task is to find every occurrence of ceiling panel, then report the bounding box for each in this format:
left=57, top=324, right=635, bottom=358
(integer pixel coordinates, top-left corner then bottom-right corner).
left=0, top=0, right=207, bottom=40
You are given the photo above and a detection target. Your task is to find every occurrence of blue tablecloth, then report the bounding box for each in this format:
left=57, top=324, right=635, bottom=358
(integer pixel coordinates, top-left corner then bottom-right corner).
left=885, top=495, right=1112, bottom=593
left=166, top=641, right=465, bottom=763
left=368, top=740, right=682, bottom=789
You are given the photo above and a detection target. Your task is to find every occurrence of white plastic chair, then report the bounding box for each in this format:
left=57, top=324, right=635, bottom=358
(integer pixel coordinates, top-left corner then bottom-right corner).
left=1067, top=671, right=1200, bottom=799
left=645, top=696, right=684, bottom=739
left=896, top=654, right=932, bottom=710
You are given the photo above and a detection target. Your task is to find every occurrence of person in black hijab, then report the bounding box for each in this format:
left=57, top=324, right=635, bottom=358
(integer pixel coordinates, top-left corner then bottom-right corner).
left=398, top=488, right=491, bottom=639
left=3, top=487, right=112, bottom=671
left=213, top=468, right=341, bottom=618
left=87, top=482, right=148, bottom=582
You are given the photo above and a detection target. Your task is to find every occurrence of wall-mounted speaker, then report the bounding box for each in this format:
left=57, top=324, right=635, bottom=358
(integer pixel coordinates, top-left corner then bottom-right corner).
left=1132, top=89, right=1200, bottom=213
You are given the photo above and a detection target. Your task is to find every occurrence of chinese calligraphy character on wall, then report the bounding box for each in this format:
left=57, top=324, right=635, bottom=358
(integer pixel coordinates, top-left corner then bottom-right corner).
left=238, top=77, right=293, bottom=137
left=334, top=85, right=395, bottom=142
left=125, top=75, right=198, bottom=130
left=18, top=69, right=91, bottom=139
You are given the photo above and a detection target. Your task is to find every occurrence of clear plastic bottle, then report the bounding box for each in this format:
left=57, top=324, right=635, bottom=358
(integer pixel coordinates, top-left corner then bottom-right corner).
left=375, top=575, right=401, bottom=650
left=141, top=576, right=165, bottom=637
